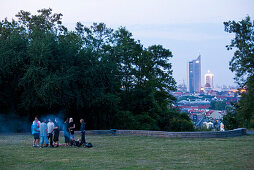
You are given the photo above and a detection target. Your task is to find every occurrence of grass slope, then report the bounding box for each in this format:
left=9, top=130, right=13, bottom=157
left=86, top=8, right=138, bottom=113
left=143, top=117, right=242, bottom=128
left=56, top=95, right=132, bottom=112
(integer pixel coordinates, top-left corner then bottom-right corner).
left=0, top=134, right=253, bottom=169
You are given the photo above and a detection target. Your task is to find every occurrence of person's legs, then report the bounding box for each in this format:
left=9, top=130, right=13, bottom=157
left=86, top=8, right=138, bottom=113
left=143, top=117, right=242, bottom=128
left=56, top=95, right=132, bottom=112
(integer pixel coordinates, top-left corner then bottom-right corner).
left=64, top=136, right=67, bottom=145
left=64, top=132, right=69, bottom=146
left=81, top=132, right=86, bottom=144
left=33, top=135, right=36, bottom=146
left=49, top=133, right=53, bottom=147
left=54, top=134, right=59, bottom=147
left=71, top=134, right=74, bottom=141
left=48, top=133, right=50, bottom=145
left=36, top=138, right=40, bottom=146
left=45, top=136, right=49, bottom=147
left=34, top=133, right=39, bottom=147
left=69, top=132, right=73, bottom=140
left=68, top=133, right=72, bottom=145
left=40, top=136, right=44, bottom=147
left=54, top=139, right=59, bottom=147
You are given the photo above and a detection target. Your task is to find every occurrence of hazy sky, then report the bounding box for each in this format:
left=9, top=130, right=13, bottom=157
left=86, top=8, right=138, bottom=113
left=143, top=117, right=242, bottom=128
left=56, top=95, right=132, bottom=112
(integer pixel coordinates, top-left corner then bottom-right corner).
left=1, top=0, right=254, bottom=86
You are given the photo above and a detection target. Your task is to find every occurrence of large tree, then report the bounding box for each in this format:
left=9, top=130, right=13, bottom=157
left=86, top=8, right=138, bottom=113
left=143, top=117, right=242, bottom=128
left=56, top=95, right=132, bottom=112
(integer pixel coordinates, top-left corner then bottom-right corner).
left=0, top=8, right=194, bottom=131
left=224, top=16, right=254, bottom=128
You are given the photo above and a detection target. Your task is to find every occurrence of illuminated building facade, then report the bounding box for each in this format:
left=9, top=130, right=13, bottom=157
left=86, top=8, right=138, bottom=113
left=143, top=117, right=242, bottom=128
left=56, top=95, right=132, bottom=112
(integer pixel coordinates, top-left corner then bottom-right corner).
left=204, top=70, right=214, bottom=89
left=187, top=55, right=201, bottom=93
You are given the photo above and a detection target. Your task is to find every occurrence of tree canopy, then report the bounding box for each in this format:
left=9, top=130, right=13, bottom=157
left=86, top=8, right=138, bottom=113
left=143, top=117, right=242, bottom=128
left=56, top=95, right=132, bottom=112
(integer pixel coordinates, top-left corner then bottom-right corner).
left=0, top=8, right=193, bottom=132
left=224, top=16, right=254, bottom=129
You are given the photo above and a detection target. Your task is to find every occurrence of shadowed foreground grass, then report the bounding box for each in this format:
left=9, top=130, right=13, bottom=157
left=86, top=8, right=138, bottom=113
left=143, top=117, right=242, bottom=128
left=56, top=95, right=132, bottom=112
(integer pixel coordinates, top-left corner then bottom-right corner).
left=0, top=134, right=253, bottom=169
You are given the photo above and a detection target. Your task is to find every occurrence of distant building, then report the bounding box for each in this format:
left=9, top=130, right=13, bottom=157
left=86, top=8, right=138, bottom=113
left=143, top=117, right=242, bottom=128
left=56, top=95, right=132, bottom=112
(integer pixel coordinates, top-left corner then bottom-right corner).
left=204, top=70, right=214, bottom=89
left=187, top=55, right=201, bottom=93
left=177, top=81, right=187, bottom=92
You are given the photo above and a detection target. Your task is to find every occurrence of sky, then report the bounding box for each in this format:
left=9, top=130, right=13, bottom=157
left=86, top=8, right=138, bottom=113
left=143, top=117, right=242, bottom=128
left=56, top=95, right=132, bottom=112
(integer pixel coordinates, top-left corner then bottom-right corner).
left=1, top=0, right=254, bottom=87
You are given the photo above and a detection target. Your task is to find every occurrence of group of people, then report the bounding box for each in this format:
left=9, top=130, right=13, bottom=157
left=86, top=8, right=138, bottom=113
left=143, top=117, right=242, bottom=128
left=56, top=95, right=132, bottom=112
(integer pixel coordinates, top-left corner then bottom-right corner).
left=31, top=116, right=86, bottom=148
left=63, top=118, right=86, bottom=146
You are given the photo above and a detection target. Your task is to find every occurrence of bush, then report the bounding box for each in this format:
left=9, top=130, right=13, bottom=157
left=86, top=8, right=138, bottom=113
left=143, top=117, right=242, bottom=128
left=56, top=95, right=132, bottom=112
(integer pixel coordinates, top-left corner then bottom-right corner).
left=158, top=110, right=194, bottom=132
left=250, top=119, right=254, bottom=129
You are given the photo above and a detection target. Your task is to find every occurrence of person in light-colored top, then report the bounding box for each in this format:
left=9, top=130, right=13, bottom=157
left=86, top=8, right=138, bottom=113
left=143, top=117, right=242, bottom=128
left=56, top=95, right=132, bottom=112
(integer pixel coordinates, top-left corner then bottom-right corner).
left=32, top=116, right=40, bottom=147
left=40, top=119, right=48, bottom=147
left=47, top=118, right=55, bottom=147
left=68, top=118, right=75, bottom=141
left=220, top=122, right=225, bottom=131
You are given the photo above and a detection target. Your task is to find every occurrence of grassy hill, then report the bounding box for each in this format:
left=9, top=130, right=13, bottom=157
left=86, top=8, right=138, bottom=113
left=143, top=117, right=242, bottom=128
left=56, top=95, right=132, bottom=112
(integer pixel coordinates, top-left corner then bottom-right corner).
left=0, top=134, right=253, bottom=169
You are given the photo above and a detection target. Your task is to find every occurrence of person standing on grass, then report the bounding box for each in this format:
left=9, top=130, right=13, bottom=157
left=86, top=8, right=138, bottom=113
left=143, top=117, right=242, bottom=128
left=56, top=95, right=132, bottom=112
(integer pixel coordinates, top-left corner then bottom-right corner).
left=53, top=118, right=60, bottom=147
left=214, top=120, right=219, bottom=131
left=31, top=116, right=40, bottom=147
left=47, top=118, right=55, bottom=147
left=40, top=119, right=49, bottom=148
left=220, top=121, right=225, bottom=131
left=68, top=118, right=75, bottom=141
left=63, top=118, right=70, bottom=146
left=80, top=119, right=86, bottom=144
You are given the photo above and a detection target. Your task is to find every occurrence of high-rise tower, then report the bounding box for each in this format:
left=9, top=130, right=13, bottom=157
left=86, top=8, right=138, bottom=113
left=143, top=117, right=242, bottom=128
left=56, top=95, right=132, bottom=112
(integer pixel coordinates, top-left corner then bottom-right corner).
left=187, top=55, right=201, bottom=93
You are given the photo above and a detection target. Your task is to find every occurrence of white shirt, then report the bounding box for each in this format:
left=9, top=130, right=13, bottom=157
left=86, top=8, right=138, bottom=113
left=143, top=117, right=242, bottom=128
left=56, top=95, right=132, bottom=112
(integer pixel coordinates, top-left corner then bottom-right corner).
left=220, top=122, right=225, bottom=131
left=40, top=122, right=48, bottom=136
left=47, top=122, right=55, bottom=133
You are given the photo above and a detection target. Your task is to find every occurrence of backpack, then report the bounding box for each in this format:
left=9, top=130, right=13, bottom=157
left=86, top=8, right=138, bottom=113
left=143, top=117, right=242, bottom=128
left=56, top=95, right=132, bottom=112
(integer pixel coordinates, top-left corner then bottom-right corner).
left=85, top=142, right=93, bottom=148
left=74, top=140, right=82, bottom=147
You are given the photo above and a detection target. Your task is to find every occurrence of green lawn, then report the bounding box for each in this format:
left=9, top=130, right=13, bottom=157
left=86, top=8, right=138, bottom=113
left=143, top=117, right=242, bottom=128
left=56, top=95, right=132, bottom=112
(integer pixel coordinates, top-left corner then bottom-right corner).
left=0, top=134, right=253, bottom=169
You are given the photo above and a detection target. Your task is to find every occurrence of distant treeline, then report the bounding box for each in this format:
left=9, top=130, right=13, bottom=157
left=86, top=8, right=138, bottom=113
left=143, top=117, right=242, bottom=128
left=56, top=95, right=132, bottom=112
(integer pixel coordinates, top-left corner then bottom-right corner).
left=0, top=9, right=194, bottom=132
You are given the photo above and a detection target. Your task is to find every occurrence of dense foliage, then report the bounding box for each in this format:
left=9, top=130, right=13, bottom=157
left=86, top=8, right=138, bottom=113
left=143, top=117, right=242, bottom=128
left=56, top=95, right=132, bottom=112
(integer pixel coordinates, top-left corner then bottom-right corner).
left=0, top=9, right=193, bottom=131
left=224, top=16, right=254, bottom=129
left=209, top=100, right=227, bottom=111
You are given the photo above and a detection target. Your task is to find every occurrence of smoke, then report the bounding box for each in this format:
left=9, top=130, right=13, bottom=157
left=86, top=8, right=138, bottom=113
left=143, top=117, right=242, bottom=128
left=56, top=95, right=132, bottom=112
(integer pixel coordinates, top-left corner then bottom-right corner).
left=0, top=113, right=30, bottom=133
left=36, top=111, right=66, bottom=131
left=0, top=110, right=67, bottom=133
left=38, top=112, right=79, bottom=142
left=0, top=109, right=82, bottom=135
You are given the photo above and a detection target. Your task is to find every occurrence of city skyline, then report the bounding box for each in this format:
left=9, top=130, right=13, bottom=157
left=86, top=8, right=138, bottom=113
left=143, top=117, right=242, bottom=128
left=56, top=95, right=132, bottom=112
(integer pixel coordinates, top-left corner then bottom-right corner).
left=1, top=0, right=253, bottom=86
left=187, top=55, right=201, bottom=93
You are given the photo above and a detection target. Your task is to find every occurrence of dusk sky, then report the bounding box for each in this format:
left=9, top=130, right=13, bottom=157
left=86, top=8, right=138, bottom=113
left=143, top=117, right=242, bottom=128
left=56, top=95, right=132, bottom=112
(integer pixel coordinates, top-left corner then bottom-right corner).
left=1, top=0, right=254, bottom=87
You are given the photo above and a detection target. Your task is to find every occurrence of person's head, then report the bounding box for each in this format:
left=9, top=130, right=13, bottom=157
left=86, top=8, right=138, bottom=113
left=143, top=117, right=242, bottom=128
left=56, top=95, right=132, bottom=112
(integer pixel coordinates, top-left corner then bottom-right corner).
left=69, top=118, right=73, bottom=123
left=48, top=118, right=52, bottom=122
left=55, top=118, right=58, bottom=123
left=80, top=119, right=84, bottom=124
left=34, top=116, right=38, bottom=122
left=43, top=119, right=46, bottom=123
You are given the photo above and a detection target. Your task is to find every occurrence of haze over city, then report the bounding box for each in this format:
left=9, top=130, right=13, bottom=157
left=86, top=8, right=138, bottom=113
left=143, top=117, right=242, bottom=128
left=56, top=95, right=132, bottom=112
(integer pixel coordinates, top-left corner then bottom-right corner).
left=1, top=0, right=254, bottom=86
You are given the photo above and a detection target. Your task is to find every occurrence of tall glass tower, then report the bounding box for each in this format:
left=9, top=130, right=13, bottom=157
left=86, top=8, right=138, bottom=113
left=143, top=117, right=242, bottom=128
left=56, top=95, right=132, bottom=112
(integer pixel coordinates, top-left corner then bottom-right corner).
left=187, top=55, right=201, bottom=93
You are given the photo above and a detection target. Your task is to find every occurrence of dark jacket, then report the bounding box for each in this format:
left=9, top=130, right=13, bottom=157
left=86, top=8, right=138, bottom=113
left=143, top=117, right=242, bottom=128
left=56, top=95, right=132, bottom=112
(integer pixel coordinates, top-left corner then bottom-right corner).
left=80, top=122, right=86, bottom=133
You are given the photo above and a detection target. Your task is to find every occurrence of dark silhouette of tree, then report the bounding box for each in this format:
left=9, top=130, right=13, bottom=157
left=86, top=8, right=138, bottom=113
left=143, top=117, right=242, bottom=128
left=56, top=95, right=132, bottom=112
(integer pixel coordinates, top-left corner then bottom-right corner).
left=224, top=16, right=254, bottom=128
left=0, top=9, right=193, bottom=131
